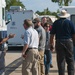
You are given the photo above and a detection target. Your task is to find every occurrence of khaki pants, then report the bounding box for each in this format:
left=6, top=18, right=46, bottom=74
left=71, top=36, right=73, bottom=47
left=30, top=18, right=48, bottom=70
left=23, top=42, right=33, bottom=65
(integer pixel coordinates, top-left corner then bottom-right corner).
left=38, top=50, right=45, bottom=75
left=22, top=49, right=39, bottom=75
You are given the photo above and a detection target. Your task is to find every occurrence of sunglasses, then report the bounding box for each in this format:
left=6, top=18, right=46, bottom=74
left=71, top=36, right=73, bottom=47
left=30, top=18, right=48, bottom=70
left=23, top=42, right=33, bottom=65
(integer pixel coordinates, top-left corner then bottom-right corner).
left=45, top=26, right=50, bottom=27
left=33, top=22, right=36, bottom=23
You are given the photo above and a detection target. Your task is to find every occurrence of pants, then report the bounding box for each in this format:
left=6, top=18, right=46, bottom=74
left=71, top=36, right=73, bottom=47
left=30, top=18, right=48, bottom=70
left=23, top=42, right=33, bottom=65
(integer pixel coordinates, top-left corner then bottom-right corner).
left=0, top=51, right=5, bottom=75
left=73, top=46, right=75, bottom=61
left=44, top=50, right=51, bottom=74
left=22, top=49, right=39, bottom=75
left=56, top=39, right=74, bottom=75
left=38, top=50, right=45, bottom=75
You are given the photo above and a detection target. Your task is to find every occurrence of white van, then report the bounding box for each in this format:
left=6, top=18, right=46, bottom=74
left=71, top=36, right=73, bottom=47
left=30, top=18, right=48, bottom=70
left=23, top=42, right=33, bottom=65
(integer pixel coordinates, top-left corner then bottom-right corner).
left=7, top=6, right=39, bottom=47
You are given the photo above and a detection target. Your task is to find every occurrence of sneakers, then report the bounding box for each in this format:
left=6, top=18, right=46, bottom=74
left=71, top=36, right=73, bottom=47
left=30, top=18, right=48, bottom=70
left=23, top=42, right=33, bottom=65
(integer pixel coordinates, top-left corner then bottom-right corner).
left=50, top=64, right=53, bottom=68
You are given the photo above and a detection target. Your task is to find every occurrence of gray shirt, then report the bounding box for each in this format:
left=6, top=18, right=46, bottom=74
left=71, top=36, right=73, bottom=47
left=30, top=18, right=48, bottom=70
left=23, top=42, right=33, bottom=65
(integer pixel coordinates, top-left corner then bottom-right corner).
left=36, top=26, right=46, bottom=51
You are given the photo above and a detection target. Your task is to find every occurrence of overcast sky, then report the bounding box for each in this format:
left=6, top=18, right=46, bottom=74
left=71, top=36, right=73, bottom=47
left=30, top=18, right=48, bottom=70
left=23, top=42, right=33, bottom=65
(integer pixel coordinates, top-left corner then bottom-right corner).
left=20, top=0, right=75, bottom=12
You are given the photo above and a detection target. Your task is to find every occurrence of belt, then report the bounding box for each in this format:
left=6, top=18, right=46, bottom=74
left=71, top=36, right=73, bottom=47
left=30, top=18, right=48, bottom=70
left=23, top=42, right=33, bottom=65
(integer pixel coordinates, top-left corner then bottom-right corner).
left=25, top=47, right=38, bottom=55
left=28, top=47, right=38, bottom=49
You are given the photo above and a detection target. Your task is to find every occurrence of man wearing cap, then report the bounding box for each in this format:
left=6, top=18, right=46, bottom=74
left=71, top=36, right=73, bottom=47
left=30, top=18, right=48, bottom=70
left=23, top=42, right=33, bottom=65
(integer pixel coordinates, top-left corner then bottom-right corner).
left=33, top=18, right=46, bottom=75
left=50, top=10, right=75, bottom=75
left=22, top=19, right=39, bottom=75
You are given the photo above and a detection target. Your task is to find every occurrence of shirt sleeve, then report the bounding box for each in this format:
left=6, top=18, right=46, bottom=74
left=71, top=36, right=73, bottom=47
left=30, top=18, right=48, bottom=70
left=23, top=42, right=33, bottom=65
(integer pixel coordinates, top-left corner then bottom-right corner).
left=70, top=21, right=75, bottom=34
left=50, top=22, right=56, bottom=34
left=24, top=30, right=30, bottom=45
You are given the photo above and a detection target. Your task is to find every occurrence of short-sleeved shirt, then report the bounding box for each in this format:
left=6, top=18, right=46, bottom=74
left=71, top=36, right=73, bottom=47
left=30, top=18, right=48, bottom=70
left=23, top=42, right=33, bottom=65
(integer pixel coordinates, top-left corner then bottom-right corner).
left=24, top=27, right=39, bottom=48
left=50, top=18, right=75, bottom=40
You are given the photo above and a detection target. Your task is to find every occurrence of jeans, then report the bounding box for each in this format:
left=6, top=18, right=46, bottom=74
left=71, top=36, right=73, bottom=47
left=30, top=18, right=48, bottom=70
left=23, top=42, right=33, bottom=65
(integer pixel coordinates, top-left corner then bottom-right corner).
left=73, top=46, right=75, bottom=61
left=56, top=39, right=74, bottom=75
left=44, top=50, right=51, bottom=74
left=0, top=51, right=5, bottom=75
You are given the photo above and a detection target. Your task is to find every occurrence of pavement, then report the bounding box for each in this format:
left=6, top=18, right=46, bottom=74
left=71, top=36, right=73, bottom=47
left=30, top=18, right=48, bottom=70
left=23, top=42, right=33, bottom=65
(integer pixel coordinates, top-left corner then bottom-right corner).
left=5, top=51, right=75, bottom=75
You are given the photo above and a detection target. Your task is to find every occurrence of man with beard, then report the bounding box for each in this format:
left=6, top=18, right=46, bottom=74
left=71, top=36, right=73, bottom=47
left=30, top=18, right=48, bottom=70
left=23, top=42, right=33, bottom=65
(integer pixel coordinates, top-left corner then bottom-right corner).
left=33, top=18, right=46, bottom=75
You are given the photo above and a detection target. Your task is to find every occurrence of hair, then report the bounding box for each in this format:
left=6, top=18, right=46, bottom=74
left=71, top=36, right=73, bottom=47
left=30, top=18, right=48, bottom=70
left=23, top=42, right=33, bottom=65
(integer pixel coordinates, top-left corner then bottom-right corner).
left=44, top=22, right=50, bottom=27
left=41, top=17, right=47, bottom=20
left=24, top=19, right=33, bottom=27
left=33, top=18, right=41, bottom=23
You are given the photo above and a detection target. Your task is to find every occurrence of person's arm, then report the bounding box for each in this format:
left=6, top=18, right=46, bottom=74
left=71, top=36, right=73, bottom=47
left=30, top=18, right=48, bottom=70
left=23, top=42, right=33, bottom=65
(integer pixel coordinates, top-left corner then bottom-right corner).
left=0, top=37, right=9, bottom=44
left=50, top=34, right=55, bottom=51
left=72, top=34, right=75, bottom=46
left=22, top=30, right=29, bottom=58
left=22, top=44, right=28, bottom=58
left=0, top=34, right=15, bottom=44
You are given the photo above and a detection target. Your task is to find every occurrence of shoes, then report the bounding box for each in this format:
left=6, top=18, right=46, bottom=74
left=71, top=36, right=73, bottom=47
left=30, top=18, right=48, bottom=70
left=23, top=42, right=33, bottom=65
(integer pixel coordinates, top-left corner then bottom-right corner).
left=50, top=64, right=53, bottom=68
left=45, top=74, right=49, bottom=75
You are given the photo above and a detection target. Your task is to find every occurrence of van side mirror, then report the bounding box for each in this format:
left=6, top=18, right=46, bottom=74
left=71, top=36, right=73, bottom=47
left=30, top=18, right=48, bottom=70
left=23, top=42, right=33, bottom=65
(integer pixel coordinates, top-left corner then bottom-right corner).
left=6, top=14, right=12, bottom=25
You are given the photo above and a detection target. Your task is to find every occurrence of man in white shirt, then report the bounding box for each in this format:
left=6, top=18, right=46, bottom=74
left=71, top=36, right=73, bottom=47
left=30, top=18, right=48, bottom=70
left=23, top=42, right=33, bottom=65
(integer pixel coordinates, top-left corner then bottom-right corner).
left=22, top=19, right=39, bottom=75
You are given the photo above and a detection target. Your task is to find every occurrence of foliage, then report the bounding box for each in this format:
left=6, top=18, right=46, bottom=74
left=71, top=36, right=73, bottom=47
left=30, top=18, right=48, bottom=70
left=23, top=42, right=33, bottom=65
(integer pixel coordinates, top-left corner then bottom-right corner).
left=36, top=8, right=58, bottom=18
left=5, top=0, right=25, bottom=10
left=36, top=0, right=73, bottom=18
left=51, top=0, right=72, bottom=6
left=5, top=0, right=58, bottom=18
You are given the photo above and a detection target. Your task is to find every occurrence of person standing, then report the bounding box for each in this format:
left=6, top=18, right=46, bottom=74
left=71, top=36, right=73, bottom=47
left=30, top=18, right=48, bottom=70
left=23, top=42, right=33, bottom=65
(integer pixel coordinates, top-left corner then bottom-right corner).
left=22, top=19, right=39, bottom=75
left=41, top=17, right=53, bottom=68
left=44, top=22, right=52, bottom=75
left=41, top=17, right=47, bottom=27
left=33, top=18, right=46, bottom=75
left=0, top=33, right=15, bottom=75
left=50, top=10, right=75, bottom=75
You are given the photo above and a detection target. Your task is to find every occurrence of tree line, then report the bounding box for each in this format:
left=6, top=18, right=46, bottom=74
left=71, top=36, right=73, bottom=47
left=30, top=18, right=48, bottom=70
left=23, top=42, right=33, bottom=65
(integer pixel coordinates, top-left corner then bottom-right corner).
left=5, top=0, right=72, bottom=17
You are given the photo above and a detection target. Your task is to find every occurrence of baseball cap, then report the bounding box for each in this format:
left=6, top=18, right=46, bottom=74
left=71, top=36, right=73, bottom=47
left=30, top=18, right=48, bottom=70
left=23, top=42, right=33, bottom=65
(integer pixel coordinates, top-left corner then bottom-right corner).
left=33, top=18, right=41, bottom=23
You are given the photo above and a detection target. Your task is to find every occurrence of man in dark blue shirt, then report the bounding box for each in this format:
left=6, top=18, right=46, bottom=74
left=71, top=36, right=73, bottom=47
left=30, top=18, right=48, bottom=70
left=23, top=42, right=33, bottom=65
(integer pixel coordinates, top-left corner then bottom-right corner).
left=50, top=10, right=75, bottom=75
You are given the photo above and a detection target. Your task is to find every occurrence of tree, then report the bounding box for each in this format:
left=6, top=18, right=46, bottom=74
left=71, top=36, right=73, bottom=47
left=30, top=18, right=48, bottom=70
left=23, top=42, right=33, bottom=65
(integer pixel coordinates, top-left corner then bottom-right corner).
left=44, top=8, right=51, bottom=15
left=51, top=0, right=72, bottom=6
left=5, top=0, right=25, bottom=10
left=36, top=8, right=58, bottom=18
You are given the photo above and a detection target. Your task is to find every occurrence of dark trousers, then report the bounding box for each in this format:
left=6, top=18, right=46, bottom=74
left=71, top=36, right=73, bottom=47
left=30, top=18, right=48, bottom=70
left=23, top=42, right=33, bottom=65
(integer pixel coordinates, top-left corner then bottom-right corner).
left=0, top=51, right=5, bottom=75
left=56, top=39, right=74, bottom=75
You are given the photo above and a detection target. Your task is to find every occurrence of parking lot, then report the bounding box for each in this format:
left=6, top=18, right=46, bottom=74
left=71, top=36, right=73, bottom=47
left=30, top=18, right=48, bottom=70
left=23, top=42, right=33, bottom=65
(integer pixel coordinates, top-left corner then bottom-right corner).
left=5, top=48, right=75, bottom=75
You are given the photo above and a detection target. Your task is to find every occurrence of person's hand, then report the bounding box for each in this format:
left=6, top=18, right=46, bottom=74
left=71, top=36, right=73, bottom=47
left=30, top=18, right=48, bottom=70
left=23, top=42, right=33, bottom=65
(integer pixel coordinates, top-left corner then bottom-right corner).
left=21, top=34, right=24, bottom=39
left=8, top=33, right=16, bottom=39
left=22, top=52, right=27, bottom=58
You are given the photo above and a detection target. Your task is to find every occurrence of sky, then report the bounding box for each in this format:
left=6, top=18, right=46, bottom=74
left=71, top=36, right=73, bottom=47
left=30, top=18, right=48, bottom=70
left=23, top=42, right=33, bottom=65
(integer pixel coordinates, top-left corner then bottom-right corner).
left=20, top=0, right=75, bottom=12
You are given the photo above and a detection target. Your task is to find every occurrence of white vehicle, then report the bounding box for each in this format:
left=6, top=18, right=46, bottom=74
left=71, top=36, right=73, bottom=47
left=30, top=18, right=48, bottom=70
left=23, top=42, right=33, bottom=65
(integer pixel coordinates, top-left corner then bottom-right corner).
left=62, top=6, right=75, bottom=25
left=0, top=0, right=8, bottom=50
left=7, top=6, right=39, bottom=47
left=0, top=0, right=6, bottom=33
